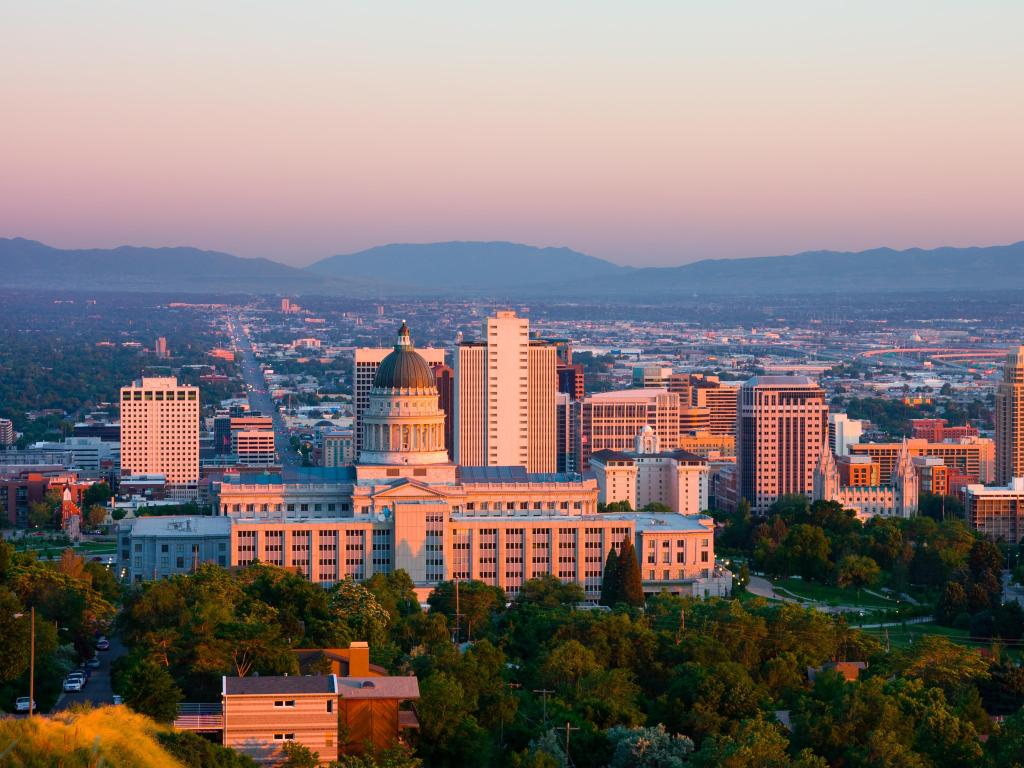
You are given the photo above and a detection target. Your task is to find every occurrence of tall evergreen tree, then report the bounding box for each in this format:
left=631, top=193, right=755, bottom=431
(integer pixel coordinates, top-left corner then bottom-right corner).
left=618, top=537, right=645, bottom=607
left=599, top=547, right=621, bottom=606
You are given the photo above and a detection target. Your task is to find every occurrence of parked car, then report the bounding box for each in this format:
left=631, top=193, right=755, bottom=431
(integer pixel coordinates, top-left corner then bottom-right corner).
left=86, top=656, right=100, bottom=669
left=63, top=677, right=83, bottom=692
left=96, top=637, right=110, bottom=651
left=15, top=696, right=36, bottom=713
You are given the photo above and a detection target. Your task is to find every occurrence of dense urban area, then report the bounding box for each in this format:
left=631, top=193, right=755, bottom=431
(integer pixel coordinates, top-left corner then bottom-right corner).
left=3, top=285, right=1024, bottom=768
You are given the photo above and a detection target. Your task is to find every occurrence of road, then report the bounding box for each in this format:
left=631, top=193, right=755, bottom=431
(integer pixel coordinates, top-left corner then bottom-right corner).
left=52, top=637, right=125, bottom=712
left=228, top=317, right=302, bottom=469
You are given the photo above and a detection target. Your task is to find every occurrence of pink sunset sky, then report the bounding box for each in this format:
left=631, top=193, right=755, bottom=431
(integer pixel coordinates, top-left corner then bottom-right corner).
left=2, top=1, right=1022, bottom=267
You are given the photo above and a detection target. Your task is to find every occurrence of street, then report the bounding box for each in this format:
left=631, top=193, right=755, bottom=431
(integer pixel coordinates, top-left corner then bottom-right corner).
left=51, top=637, right=125, bottom=712
left=228, top=317, right=302, bottom=469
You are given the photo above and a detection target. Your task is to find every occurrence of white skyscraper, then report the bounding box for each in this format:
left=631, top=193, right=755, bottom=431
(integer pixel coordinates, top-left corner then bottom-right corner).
left=120, top=377, right=199, bottom=485
left=454, top=311, right=557, bottom=472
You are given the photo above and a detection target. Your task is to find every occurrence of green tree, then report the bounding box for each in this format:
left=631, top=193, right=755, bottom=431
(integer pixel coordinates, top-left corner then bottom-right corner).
left=157, top=731, right=259, bottom=768
left=599, top=547, right=621, bottom=607
left=693, top=715, right=795, bottom=768
left=121, top=657, right=183, bottom=723
left=835, top=554, right=880, bottom=590
left=332, top=743, right=422, bottom=768
left=516, top=575, right=585, bottom=608
left=281, top=742, right=319, bottom=768
left=617, top=538, right=645, bottom=607
left=607, top=724, right=694, bottom=768
left=640, top=502, right=673, bottom=513
left=603, top=500, right=633, bottom=512
left=542, top=639, right=599, bottom=695
left=328, top=578, right=391, bottom=648
left=82, top=481, right=113, bottom=510
left=27, top=500, right=54, bottom=529
left=935, top=581, right=968, bottom=625
left=0, top=587, right=33, bottom=682
left=427, top=580, right=505, bottom=641
left=777, top=524, right=831, bottom=582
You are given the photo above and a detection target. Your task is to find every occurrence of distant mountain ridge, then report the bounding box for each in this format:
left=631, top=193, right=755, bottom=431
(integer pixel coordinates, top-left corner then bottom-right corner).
left=3, top=236, right=1024, bottom=298
left=306, top=241, right=629, bottom=290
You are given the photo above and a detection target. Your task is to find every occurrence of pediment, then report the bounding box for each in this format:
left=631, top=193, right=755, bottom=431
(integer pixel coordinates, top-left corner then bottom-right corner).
left=371, top=478, right=451, bottom=501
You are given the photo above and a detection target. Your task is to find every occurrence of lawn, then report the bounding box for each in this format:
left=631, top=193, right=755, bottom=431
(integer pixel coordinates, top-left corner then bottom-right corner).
left=771, top=576, right=898, bottom=609
left=857, top=622, right=1011, bottom=652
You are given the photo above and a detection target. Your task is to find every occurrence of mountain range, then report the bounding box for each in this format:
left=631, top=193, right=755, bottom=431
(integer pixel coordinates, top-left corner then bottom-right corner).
left=2, top=236, right=1023, bottom=299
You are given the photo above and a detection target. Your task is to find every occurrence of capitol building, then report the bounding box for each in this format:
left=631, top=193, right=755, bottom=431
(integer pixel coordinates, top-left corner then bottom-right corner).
left=121, top=323, right=731, bottom=600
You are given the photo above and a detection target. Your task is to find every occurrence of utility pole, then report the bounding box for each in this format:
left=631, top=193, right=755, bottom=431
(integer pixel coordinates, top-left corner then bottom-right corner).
left=29, top=606, right=34, bottom=719
left=564, top=721, right=580, bottom=764
left=533, top=688, right=554, bottom=725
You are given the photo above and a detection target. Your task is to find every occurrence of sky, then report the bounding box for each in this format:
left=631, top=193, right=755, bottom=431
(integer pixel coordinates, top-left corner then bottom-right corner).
left=2, top=1, right=1022, bottom=267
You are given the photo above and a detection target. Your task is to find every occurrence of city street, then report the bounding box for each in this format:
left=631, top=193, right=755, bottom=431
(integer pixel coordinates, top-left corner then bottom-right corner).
left=229, top=317, right=302, bottom=469
left=51, top=637, right=125, bottom=712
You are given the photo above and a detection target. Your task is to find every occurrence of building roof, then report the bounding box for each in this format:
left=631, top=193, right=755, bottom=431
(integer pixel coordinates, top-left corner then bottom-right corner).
left=601, top=513, right=714, bottom=533
left=585, top=388, right=669, bottom=401
left=336, top=676, right=420, bottom=700
left=457, top=466, right=587, bottom=485
left=589, top=449, right=635, bottom=463
left=223, top=675, right=338, bottom=696
left=744, top=375, right=819, bottom=387
left=372, top=322, right=436, bottom=391
left=129, top=516, right=232, bottom=537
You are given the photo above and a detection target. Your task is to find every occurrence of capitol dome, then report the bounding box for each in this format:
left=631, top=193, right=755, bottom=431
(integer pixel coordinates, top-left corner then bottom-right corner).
left=373, top=321, right=436, bottom=392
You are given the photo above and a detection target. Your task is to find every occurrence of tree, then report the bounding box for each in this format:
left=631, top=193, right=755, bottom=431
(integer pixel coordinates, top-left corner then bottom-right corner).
left=82, top=481, right=113, bottom=510
left=607, top=724, right=694, bottom=768
left=281, top=742, right=319, bottom=768
left=516, top=575, right=585, bottom=608
left=121, top=657, right=183, bottom=723
left=617, top=538, right=645, bottom=607
left=427, top=580, right=505, bottom=641
left=0, top=586, right=32, bottom=682
left=604, top=500, right=633, bottom=512
left=599, top=547, right=621, bottom=607
left=894, top=636, right=991, bottom=697
left=332, top=743, right=422, bottom=768
left=328, top=578, right=391, bottom=648
left=935, top=581, right=968, bottom=625
left=542, top=639, right=599, bottom=694
left=27, top=500, right=54, bottom=529
left=640, top=502, right=673, bottom=513
left=776, top=524, right=831, bottom=582
left=157, top=731, right=259, bottom=768
left=835, top=554, right=880, bottom=590
left=693, top=715, right=794, bottom=768
left=87, top=504, right=108, bottom=528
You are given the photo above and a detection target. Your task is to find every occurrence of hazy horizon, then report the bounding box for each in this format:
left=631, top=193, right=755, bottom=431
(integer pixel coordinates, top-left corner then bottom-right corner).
left=3, top=1, right=1023, bottom=267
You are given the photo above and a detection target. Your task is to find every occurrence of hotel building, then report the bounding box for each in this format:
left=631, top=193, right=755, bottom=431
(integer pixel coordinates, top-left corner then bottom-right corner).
left=120, top=377, right=199, bottom=486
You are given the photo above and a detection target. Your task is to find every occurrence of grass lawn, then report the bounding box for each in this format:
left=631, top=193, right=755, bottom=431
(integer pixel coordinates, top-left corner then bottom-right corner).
left=771, top=576, right=897, bottom=608
left=856, top=622, right=1015, bottom=653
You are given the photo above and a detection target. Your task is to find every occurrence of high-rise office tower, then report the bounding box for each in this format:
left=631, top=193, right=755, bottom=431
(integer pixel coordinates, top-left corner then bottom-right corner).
left=454, top=311, right=557, bottom=472
left=352, top=343, right=444, bottom=457
left=0, top=418, right=14, bottom=447
left=120, top=376, right=199, bottom=484
left=557, top=364, right=585, bottom=401
left=737, top=375, right=828, bottom=513
left=829, top=412, right=864, bottom=457
left=690, top=374, right=740, bottom=437
left=995, top=346, right=1024, bottom=484
left=580, top=389, right=682, bottom=468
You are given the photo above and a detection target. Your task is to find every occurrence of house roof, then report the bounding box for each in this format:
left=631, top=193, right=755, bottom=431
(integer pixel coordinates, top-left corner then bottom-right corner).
left=337, top=676, right=420, bottom=700
left=223, top=675, right=338, bottom=696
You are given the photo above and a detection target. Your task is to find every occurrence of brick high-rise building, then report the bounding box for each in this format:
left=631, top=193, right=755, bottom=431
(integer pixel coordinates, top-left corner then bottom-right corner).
left=120, top=376, right=199, bottom=485
left=996, top=346, right=1024, bottom=484
left=0, top=417, right=14, bottom=447
left=454, top=311, right=557, bottom=472
left=737, top=375, right=828, bottom=513
left=557, top=364, right=585, bottom=401
left=352, top=343, right=444, bottom=457
left=689, top=374, right=739, bottom=437
left=431, top=363, right=455, bottom=461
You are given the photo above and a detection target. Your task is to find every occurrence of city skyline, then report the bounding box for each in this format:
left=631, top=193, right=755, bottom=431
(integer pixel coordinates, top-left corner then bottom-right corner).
left=3, top=1, right=1023, bottom=266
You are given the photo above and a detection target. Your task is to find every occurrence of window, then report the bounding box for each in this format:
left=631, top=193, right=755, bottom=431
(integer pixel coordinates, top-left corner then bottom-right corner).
left=274, top=700, right=296, bottom=707
left=273, top=733, right=295, bottom=741
left=326, top=700, right=333, bottom=713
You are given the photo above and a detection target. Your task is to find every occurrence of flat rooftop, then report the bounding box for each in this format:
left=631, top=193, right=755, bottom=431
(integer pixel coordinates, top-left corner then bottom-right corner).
left=129, top=516, right=232, bottom=537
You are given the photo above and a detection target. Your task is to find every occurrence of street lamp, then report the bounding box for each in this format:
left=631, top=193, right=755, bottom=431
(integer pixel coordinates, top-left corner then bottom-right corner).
left=13, top=607, right=35, bottom=718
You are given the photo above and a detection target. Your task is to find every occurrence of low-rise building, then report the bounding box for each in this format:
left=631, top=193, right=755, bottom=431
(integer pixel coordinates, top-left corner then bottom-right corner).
left=118, top=515, right=231, bottom=582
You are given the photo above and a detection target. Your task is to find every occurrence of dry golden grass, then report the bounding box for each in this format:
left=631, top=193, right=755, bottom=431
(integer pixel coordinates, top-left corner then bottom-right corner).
left=0, top=705, right=185, bottom=767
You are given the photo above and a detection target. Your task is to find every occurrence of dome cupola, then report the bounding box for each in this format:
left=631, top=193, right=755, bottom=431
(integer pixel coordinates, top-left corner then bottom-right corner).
left=372, top=321, right=436, bottom=392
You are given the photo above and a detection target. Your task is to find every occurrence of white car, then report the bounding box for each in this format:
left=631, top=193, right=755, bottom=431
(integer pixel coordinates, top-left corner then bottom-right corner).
left=15, top=696, right=36, bottom=713
left=63, top=677, right=83, bottom=692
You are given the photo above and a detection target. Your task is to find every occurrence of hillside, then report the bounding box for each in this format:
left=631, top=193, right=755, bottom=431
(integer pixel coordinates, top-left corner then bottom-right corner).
left=306, top=241, right=630, bottom=291
left=0, top=238, right=366, bottom=295
left=580, top=241, right=1024, bottom=297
